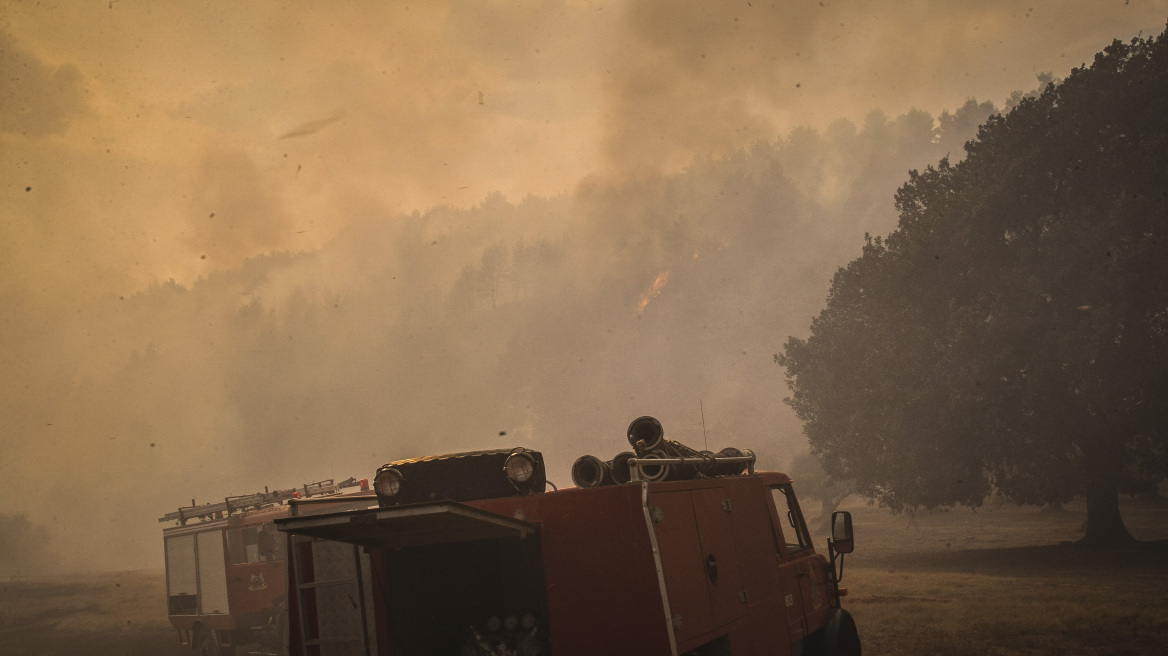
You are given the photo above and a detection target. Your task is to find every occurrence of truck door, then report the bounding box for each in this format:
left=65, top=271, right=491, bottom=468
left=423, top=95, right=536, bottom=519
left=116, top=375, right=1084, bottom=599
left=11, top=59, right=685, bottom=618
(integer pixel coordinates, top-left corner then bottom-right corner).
left=691, top=488, right=747, bottom=627
left=769, top=485, right=822, bottom=642
left=650, top=490, right=715, bottom=646
left=650, top=488, right=748, bottom=647
left=196, top=529, right=231, bottom=615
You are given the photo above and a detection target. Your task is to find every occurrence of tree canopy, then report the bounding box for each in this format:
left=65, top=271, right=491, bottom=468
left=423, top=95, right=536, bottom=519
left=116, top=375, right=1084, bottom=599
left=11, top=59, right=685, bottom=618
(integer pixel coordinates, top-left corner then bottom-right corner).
left=779, top=28, right=1168, bottom=545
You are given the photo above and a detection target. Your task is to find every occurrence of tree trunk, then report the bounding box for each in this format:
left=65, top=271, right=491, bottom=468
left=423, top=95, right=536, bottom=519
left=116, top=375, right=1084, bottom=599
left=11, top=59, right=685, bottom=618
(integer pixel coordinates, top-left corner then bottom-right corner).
left=817, top=497, right=843, bottom=536
left=1079, top=475, right=1136, bottom=546
left=821, top=498, right=837, bottom=519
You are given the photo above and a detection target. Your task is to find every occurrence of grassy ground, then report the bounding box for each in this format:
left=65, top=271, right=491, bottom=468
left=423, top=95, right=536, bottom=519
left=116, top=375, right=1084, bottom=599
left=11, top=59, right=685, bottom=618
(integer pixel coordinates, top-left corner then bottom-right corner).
left=2, top=497, right=1165, bottom=655
left=830, top=497, right=1168, bottom=656
left=0, top=569, right=185, bottom=656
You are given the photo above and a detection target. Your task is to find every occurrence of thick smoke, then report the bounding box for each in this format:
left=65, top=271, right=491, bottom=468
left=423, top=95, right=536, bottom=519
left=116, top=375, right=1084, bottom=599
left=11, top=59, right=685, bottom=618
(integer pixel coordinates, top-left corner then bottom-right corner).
left=5, top=101, right=1001, bottom=570
left=0, top=0, right=1163, bottom=571
left=0, top=513, right=60, bottom=578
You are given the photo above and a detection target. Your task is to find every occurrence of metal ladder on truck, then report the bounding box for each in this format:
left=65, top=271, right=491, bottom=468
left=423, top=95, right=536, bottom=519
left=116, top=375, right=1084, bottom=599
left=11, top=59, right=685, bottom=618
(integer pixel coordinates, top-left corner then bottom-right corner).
left=287, top=497, right=380, bottom=656
left=158, top=478, right=365, bottom=525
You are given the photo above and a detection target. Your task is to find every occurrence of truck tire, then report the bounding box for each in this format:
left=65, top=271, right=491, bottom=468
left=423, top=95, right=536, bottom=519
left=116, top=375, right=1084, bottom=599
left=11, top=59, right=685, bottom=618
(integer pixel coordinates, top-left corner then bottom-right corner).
left=194, top=626, right=221, bottom=656
left=819, top=608, right=861, bottom=656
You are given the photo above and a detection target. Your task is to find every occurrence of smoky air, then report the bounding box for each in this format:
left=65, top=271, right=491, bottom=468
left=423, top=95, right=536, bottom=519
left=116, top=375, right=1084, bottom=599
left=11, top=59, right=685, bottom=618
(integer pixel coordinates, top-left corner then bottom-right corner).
left=0, top=0, right=1163, bottom=614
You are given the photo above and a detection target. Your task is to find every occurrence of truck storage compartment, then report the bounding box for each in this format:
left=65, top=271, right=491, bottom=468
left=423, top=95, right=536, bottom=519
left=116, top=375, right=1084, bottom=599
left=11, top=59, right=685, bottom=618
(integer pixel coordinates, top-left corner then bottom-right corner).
left=278, top=501, right=548, bottom=656
left=165, top=533, right=199, bottom=615
left=379, top=535, right=548, bottom=655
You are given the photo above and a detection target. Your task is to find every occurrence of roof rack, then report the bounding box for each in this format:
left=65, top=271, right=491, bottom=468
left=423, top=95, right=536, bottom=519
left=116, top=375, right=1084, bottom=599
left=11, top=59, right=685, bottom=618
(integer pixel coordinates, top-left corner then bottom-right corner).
left=159, top=477, right=364, bottom=525
left=626, top=452, right=756, bottom=483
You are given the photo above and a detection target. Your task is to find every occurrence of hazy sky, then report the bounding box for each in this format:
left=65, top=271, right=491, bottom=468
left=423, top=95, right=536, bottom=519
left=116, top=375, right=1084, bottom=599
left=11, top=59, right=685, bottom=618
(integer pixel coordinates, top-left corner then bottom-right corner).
left=3, top=1, right=1163, bottom=300
left=2, top=0, right=1166, bottom=571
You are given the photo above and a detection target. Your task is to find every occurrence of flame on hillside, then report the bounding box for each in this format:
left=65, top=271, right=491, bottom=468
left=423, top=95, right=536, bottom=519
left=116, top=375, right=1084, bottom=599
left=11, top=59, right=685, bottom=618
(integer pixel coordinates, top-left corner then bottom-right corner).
left=637, top=270, right=671, bottom=314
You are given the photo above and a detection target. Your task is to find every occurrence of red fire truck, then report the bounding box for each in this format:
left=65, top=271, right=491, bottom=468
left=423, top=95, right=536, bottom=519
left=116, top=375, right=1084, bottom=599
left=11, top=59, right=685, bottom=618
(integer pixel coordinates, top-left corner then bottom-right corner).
left=275, top=417, right=862, bottom=656
left=160, top=477, right=376, bottom=655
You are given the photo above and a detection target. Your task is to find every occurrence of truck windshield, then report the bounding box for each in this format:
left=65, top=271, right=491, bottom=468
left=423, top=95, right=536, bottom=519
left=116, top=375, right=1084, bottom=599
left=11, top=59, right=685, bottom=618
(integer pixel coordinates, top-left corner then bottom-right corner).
left=771, top=485, right=813, bottom=554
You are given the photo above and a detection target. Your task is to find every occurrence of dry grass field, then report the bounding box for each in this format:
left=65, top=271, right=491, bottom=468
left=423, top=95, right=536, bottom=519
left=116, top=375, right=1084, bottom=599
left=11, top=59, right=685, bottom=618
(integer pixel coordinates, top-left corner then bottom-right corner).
left=0, top=568, right=185, bottom=656
left=1, top=497, right=1165, bottom=655
left=833, top=497, right=1168, bottom=656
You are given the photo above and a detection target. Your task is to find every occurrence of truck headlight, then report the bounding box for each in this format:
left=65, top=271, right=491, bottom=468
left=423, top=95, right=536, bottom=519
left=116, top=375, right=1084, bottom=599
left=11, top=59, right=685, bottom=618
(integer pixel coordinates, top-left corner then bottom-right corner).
left=374, top=468, right=404, bottom=498
left=505, top=450, right=536, bottom=488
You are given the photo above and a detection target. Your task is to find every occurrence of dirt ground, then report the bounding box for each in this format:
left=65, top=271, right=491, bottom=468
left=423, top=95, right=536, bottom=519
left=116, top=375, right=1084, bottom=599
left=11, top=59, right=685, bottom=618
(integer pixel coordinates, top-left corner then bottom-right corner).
left=2, top=496, right=1165, bottom=655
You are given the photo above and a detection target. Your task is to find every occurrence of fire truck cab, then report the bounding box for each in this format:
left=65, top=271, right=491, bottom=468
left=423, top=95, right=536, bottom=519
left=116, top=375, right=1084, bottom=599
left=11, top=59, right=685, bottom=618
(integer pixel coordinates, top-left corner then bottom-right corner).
left=275, top=417, right=861, bottom=656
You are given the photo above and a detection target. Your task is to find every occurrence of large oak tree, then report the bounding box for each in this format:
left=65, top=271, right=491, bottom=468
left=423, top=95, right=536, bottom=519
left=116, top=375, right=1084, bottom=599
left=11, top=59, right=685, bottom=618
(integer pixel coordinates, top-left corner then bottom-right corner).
left=779, top=29, right=1168, bottom=545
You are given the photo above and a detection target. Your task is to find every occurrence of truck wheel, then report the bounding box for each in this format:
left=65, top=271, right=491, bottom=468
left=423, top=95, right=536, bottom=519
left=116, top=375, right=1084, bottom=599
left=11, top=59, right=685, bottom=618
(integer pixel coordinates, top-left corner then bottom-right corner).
left=277, top=608, right=290, bottom=656
left=194, top=627, right=221, bottom=656
left=820, top=608, right=861, bottom=656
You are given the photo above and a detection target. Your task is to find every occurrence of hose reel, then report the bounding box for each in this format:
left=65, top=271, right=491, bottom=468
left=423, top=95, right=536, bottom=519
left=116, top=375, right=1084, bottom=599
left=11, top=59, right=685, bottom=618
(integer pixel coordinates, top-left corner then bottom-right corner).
left=570, top=416, right=755, bottom=488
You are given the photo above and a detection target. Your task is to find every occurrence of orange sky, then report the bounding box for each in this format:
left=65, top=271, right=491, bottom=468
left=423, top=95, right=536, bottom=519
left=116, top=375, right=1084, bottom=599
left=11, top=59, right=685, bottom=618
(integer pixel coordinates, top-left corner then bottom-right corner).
left=1, top=0, right=1165, bottom=571
left=3, top=0, right=1163, bottom=301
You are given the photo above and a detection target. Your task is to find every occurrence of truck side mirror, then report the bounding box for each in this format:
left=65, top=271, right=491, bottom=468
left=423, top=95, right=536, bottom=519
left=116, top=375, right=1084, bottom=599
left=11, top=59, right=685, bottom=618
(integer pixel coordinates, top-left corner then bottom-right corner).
left=831, top=511, right=854, bottom=554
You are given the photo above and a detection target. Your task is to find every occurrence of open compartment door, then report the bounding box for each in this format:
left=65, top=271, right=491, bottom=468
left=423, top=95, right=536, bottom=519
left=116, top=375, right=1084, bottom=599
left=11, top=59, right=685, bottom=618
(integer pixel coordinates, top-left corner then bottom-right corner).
left=278, top=501, right=548, bottom=656
left=277, top=501, right=537, bottom=549
left=286, top=536, right=378, bottom=656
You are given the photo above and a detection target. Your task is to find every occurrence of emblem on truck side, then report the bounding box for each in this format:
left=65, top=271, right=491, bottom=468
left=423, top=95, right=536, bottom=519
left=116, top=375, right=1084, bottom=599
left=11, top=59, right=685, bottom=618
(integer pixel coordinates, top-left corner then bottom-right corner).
left=249, top=572, right=268, bottom=591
